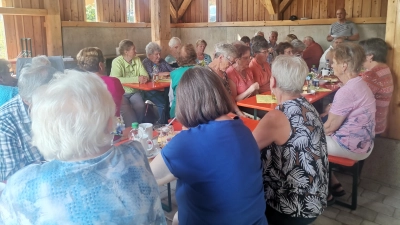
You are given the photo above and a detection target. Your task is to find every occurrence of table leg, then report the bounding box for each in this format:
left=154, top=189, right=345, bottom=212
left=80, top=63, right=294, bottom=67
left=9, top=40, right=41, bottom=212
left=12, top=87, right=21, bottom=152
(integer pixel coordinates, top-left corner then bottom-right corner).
left=161, top=183, right=172, bottom=212
left=253, top=109, right=258, bottom=120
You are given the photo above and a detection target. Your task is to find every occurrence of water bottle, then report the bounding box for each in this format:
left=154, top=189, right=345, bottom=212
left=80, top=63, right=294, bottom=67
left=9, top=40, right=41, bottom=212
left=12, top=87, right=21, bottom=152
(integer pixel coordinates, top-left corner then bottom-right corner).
left=325, top=59, right=331, bottom=74
left=130, top=122, right=140, bottom=140
left=311, top=65, right=318, bottom=77
left=152, top=64, right=159, bottom=80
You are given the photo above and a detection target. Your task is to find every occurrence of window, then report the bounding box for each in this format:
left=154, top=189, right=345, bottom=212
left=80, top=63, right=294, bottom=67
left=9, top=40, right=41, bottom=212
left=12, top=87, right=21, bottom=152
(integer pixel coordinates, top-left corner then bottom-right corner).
left=209, top=0, right=216, bottom=22
left=127, top=0, right=136, bottom=23
left=85, top=0, right=97, bottom=22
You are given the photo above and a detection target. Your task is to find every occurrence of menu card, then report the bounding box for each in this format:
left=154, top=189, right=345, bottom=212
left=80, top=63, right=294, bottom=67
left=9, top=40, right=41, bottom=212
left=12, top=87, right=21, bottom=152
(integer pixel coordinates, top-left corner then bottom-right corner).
left=256, top=95, right=277, bottom=103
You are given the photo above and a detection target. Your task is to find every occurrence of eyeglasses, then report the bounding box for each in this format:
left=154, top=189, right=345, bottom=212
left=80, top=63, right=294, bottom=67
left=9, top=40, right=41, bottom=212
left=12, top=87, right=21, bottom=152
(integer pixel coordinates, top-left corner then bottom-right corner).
left=224, top=56, right=236, bottom=66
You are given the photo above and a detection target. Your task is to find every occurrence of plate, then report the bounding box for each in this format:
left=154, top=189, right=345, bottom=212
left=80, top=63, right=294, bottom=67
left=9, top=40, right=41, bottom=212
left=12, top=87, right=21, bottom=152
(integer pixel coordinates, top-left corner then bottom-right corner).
left=147, top=147, right=161, bottom=159
left=301, top=90, right=316, bottom=95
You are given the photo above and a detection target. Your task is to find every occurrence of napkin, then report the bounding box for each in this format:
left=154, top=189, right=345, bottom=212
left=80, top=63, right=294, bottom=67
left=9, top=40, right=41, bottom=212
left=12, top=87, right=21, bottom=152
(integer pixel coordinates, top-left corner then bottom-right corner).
left=256, top=95, right=277, bottom=103
left=316, top=88, right=332, bottom=92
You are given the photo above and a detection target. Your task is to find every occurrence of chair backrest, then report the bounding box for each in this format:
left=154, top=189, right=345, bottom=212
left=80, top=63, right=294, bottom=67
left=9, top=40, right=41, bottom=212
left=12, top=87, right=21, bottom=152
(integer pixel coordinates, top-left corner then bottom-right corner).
left=16, top=56, right=65, bottom=78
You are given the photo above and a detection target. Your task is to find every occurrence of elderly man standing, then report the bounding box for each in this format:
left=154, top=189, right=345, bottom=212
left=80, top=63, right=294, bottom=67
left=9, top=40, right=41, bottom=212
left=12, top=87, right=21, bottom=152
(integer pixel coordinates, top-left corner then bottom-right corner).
left=327, top=8, right=359, bottom=42
left=267, top=31, right=278, bottom=64
left=165, top=37, right=181, bottom=68
left=302, top=36, right=324, bottom=70
left=0, top=65, right=57, bottom=181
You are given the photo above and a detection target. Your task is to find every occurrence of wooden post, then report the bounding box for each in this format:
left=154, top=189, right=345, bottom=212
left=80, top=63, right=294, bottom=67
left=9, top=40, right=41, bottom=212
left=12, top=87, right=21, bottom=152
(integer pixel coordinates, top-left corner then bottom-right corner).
left=383, top=0, right=400, bottom=140
left=150, top=0, right=171, bottom=58
left=43, top=0, right=63, bottom=56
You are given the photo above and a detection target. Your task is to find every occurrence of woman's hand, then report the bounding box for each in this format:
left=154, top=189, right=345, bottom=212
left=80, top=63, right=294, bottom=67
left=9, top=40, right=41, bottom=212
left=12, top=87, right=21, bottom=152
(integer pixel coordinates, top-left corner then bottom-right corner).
left=250, top=82, right=260, bottom=92
left=139, top=76, right=149, bottom=84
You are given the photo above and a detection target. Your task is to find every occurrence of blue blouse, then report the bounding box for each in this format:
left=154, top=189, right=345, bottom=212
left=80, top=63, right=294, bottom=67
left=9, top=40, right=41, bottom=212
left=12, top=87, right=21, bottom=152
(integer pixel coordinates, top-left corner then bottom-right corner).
left=0, top=142, right=167, bottom=225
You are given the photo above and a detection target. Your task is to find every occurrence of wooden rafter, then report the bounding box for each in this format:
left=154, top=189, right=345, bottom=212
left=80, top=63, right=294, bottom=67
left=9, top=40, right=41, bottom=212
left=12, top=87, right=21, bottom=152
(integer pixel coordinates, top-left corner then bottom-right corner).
left=279, top=0, right=294, bottom=13
left=0, top=7, right=48, bottom=16
left=260, top=0, right=277, bottom=15
left=177, top=0, right=192, bottom=19
left=170, top=2, right=177, bottom=19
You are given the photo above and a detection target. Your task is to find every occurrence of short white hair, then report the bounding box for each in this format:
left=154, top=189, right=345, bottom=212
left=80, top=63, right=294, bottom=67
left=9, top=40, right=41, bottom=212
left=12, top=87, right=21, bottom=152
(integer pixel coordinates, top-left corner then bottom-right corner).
left=168, top=37, right=181, bottom=48
left=18, top=65, right=57, bottom=104
left=31, top=70, right=116, bottom=161
left=31, top=55, right=51, bottom=67
left=272, top=55, right=308, bottom=94
left=145, top=42, right=162, bottom=56
left=214, top=43, right=238, bottom=60
left=304, top=36, right=314, bottom=42
left=291, top=39, right=306, bottom=53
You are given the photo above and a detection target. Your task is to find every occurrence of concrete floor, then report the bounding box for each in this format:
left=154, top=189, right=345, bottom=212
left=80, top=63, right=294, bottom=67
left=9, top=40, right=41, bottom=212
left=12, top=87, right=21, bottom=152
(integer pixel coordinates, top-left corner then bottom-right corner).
left=160, top=137, right=400, bottom=225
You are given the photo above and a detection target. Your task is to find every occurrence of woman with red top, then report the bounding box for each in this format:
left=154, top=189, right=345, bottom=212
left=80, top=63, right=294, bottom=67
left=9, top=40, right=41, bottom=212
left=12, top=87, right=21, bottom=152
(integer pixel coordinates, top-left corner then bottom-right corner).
left=249, top=40, right=272, bottom=93
left=226, top=42, right=259, bottom=101
left=359, top=38, right=394, bottom=134
left=77, top=47, right=125, bottom=117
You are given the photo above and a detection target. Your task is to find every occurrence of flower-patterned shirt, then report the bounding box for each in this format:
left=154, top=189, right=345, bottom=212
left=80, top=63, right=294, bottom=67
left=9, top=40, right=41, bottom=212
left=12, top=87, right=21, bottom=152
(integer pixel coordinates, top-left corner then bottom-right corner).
left=261, top=97, right=329, bottom=218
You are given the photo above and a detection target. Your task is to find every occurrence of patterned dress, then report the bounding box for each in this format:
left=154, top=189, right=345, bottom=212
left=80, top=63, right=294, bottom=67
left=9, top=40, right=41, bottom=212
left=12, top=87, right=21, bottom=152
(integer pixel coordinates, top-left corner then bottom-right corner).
left=261, top=97, right=329, bottom=218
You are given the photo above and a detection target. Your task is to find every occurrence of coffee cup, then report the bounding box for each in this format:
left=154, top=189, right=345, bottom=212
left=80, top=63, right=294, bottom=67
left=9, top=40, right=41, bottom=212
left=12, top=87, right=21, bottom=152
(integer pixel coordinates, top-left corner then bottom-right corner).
left=139, top=123, right=153, bottom=139
left=321, top=69, right=329, bottom=76
left=139, top=134, right=154, bottom=153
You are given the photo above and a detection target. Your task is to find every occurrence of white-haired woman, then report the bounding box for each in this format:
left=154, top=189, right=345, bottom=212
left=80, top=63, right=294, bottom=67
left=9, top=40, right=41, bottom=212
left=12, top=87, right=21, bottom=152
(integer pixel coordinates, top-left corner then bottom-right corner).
left=0, top=71, right=166, bottom=224
left=165, top=37, right=181, bottom=68
left=291, top=39, right=306, bottom=58
left=253, top=55, right=328, bottom=225
left=207, top=43, right=245, bottom=117
left=142, top=42, right=174, bottom=122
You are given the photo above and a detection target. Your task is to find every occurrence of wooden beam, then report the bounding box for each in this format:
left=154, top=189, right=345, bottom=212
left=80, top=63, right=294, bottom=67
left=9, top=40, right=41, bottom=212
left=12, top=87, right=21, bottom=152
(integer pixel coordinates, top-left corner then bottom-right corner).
left=260, top=0, right=277, bottom=15
left=170, top=2, right=177, bottom=23
left=61, top=17, right=386, bottom=28
left=279, top=0, right=294, bottom=13
left=151, top=0, right=171, bottom=58
left=383, top=0, right=400, bottom=140
left=177, top=0, right=192, bottom=19
left=43, top=0, right=63, bottom=56
left=0, top=7, right=47, bottom=16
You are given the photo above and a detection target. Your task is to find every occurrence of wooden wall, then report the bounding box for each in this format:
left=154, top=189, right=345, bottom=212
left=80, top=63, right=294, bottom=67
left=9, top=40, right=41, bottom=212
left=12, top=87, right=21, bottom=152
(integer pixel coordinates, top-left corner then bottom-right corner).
left=2, top=0, right=47, bottom=59
left=181, top=0, right=208, bottom=23
left=283, top=0, right=388, bottom=20
left=216, top=0, right=278, bottom=22
left=59, top=0, right=128, bottom=22
left=135, top=0, right=150, bottom=22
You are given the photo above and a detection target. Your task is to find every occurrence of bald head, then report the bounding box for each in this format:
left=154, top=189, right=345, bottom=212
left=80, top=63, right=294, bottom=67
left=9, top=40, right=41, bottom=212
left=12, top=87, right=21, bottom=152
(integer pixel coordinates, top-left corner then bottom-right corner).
left=336, top=8, right=346, bottom=22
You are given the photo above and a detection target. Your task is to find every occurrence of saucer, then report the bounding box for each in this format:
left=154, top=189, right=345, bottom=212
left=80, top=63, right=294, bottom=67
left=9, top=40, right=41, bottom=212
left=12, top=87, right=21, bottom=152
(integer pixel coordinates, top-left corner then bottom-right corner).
left=147, top=147, right=161, bottom=159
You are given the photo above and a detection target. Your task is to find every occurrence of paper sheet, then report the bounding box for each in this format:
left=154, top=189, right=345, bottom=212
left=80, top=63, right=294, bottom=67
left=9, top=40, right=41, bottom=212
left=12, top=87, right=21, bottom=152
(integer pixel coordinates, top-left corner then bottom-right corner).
left=157, top=79, right=171, bottom=82
left=316, top=88, right=332, bottom=92
left=256, top=95, right=277, bottom=103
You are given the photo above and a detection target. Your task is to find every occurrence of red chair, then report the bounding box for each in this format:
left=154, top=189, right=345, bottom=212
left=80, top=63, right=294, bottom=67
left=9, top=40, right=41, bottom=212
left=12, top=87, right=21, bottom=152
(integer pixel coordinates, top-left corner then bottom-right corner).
left=328, top=155, right=359, bottom=210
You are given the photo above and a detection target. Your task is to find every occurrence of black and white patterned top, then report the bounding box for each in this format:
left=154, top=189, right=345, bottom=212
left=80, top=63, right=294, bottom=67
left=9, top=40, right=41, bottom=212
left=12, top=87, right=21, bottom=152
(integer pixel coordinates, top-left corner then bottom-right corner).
left=261, top=97, right=329, bottom=218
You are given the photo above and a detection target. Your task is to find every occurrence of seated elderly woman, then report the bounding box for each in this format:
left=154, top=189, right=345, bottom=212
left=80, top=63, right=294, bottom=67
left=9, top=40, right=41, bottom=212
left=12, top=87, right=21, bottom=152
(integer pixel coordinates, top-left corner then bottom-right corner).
left=76, top=47, right=124, bottom=118
left=276, top=42, right=294, bottom=56
left=226, top=42, right=259, bottom=101
left=111, top=39, right=149, bottom=126
left=0, top=71, right=166, bottom=224
left=207, top=43, right=246, bottom=117
left=165, top=37, right=181, bottom=68
left=170, top=43, right=197, bottom=118
left=195, top=39, right=212, bottom=66
left=151, top=67, right=267, bottom=225
left=253, top=55, right=328, bottom=225
left=291, top=39, right=306, bottom=57
left=359, top=38, right=393, bottom=135
left=249, top=40, right=272, bottom=93
left=324, top=42, right=376, bottom=201
left=142, top=42, right=174, bottom=122
left=0, top=59, right=18, bottom=107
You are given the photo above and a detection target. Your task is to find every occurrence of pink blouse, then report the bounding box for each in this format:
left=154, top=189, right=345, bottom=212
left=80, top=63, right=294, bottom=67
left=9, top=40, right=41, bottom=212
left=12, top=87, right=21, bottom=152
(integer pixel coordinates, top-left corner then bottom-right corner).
left=101, top=76, right=125, bottom=117
left=226, top=67, right=255, bottom=98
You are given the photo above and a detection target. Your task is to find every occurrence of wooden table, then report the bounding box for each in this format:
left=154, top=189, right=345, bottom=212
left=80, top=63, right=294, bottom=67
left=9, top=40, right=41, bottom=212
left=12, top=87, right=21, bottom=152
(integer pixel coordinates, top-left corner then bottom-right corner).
left=237, top=84, right=340, bottom=119
left=122, top=81, right=170, bottom=91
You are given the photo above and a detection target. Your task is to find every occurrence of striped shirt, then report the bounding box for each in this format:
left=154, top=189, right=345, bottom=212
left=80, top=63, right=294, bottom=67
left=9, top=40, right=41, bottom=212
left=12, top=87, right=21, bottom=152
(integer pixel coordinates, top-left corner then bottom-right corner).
left=329, top=21, right=358, bottom=37
left=0, top=95, right=43, bottom=181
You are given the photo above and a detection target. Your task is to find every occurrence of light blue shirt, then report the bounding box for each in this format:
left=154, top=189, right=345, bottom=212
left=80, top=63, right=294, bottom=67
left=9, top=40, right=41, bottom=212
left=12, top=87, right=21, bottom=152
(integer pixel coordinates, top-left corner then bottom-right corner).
left=0, top=85, right=18, bottom=107
left=0, top=142, right=167, bottom=225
